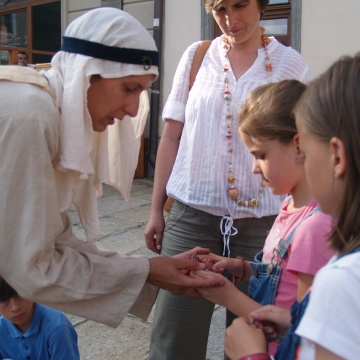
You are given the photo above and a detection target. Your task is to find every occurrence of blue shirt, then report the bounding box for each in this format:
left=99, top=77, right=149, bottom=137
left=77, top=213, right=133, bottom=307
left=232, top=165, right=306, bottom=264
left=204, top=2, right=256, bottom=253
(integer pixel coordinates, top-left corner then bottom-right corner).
left=0, top=304, right=79, bottom=360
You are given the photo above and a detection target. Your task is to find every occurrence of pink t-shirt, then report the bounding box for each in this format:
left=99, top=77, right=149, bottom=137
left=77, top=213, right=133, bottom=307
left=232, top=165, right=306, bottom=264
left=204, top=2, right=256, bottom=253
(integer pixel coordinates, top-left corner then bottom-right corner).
left=262, top=196, right=334, bottom=356
left=262, top=196, right=334, bottom=309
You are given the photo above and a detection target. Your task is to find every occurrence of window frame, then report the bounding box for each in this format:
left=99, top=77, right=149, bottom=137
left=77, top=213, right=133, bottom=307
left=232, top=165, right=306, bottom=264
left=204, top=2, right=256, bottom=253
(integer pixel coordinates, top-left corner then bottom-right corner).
left=0, top=0, right=59, bottom=64
left=261, top=0, right=291, bottom=46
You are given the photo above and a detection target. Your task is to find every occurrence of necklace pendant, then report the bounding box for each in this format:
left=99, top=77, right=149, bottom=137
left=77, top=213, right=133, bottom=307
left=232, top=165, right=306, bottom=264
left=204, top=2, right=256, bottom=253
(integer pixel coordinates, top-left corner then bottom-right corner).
left=224, top=93, right=232, bottom=101
left=250, top=198, right=259, bottom=207
left=229, top=186, right=238, bottom=199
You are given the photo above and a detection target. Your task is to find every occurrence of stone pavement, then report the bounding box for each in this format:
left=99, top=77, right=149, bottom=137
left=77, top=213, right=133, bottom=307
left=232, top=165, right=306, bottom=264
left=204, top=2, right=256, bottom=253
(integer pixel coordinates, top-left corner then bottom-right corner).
left=67, top=178, right=226, bottom=360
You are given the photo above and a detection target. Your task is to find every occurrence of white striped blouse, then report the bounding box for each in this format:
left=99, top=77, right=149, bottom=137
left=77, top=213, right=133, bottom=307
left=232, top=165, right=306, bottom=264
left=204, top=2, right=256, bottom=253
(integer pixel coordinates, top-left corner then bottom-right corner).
left=163, top=35, right=311, bottom=219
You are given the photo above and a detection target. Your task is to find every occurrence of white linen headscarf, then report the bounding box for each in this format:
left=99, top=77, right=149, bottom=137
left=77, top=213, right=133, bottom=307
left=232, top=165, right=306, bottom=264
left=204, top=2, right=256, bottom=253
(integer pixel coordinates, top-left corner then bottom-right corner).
left=41, top=8, right=158, bottom=241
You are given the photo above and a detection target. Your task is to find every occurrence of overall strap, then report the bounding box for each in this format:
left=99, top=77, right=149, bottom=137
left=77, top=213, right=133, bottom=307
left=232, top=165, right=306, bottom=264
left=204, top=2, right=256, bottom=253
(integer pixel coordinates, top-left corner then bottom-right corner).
left=276, top=207, right=321, bottom=260
left=189, top=40, right=212, bottom=91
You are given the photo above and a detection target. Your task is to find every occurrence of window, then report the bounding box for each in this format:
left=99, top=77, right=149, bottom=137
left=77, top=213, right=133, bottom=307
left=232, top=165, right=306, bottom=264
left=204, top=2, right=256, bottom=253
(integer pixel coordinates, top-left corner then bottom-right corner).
left=0, top=0, right=60, bottom=65
left=261, top=0, right=291, bottom=46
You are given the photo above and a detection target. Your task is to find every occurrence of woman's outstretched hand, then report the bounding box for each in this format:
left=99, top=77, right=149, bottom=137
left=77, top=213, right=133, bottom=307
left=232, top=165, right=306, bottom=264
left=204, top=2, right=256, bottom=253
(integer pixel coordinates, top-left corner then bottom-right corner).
left=225, top=317, right=267, bottom=360
left=147, top=256, right=225, bottom=298
left=173, top=247, right=214, bottom=272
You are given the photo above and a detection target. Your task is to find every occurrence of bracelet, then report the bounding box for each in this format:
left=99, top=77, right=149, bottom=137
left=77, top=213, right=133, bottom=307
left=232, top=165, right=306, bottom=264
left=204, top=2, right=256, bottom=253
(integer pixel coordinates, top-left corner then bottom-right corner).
left=238, top=353, right=271, bottom=360
left=233, top=256, right=246, bottom=283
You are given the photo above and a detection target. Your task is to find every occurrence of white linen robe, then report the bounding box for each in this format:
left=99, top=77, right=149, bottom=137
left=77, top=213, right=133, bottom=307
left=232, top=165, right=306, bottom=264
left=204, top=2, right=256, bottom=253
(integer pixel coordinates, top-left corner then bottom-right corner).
left=0, top=68, right=158, bottom=328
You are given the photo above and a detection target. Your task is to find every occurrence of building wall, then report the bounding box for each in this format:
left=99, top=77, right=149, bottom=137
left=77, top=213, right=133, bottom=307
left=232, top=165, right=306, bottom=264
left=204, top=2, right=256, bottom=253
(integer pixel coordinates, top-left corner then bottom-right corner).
left=160, top=0, right=201, bottom=133
left=61, top=0, right=101, bottom=33
left=301, top=0, right=360, bottom=78
left=62, top=0, right=154, bottom=31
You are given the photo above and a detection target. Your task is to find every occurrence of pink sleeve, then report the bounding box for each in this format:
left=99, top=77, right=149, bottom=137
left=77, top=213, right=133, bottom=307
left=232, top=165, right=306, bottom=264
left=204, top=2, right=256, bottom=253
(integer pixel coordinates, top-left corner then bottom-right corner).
left=287, top=212, right=335, bottom=276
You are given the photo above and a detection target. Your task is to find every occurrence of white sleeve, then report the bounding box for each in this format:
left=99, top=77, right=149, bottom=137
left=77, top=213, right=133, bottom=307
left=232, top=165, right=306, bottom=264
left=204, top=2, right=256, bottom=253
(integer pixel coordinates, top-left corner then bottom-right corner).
left=162, top=41, right=201, bottom=123
left=296, top=262, right=360, bottom=358
left=0, top=82, right=157, bottom=328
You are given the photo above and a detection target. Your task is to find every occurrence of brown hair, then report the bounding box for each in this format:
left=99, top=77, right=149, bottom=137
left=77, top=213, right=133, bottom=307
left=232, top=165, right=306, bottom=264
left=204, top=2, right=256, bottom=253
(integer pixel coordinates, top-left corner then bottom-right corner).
left=0, top=276, right=18, bottom=302
left=239, top=80, right=306, bottom=144
left=203, top=0, right=269, bottom=14
left=294, top=54, right=360, bottom=255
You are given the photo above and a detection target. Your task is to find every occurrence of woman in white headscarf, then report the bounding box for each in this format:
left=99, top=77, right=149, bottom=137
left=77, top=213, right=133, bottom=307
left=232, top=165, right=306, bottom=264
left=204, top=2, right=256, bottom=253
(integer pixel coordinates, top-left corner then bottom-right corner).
left=0, top=8, right=223, bottom=328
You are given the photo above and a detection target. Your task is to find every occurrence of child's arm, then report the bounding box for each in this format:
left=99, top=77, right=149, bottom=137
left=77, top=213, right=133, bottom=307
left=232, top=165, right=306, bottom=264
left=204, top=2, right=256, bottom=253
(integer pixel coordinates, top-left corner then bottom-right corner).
left=49, top=326, right=80, bottom=360
left=191, top=270, right=261, bottom=317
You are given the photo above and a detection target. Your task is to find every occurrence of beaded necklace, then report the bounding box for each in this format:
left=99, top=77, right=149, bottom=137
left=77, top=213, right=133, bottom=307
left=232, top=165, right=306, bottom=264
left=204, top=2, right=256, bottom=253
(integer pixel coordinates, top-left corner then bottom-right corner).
left=223, top=27, right=272, bottom=208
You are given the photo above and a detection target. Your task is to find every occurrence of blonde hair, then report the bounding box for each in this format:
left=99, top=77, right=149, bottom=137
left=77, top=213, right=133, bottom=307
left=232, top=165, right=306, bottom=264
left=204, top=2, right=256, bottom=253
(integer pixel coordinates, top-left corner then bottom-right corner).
left=239, top=80, right=306, bottom=144
left=295, top=54, right=360, bottom=255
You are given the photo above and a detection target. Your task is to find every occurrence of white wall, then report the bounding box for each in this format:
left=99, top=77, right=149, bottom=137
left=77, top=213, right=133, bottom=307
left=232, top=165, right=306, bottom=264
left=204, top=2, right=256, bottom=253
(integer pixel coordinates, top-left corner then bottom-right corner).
left=301, top=0, right=360, bottom=78
left=61, top=0, right=101, bottom=32
left=161, top=0, right=201, bottom=133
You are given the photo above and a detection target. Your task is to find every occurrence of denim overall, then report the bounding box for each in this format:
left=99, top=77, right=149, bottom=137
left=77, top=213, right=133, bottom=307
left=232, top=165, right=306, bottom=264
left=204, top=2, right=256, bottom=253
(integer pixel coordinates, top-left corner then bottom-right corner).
left=275, top=245, right=360, bottom=360
left=248, top=205, right=321, bottom=306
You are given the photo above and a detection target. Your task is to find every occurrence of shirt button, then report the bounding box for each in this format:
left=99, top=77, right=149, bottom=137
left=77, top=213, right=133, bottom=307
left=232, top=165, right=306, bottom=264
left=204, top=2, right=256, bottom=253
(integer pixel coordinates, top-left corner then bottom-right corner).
left=252, top=269, right=258, bottom=277
left=27, top=357, right=31, bottom=360
left=24, top=345, right=29, bottom=349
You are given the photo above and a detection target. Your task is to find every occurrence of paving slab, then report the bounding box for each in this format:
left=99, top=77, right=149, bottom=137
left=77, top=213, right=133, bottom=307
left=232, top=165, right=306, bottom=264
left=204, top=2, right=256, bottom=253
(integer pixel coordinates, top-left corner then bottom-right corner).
left=97, top=195, right=152, bottom=216
left=76, top=316, right=152, bottom=360
left=112, top=204, right=152, bottom=223
left=94, top=227, right=148, bottom=255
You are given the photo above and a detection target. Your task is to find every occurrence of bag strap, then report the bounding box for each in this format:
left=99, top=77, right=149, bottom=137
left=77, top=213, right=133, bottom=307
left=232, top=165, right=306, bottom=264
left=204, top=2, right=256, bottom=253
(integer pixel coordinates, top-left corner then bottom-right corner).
left=189, top=40, right=212, bottom=91
left=163, top=40, right=211, bottom=214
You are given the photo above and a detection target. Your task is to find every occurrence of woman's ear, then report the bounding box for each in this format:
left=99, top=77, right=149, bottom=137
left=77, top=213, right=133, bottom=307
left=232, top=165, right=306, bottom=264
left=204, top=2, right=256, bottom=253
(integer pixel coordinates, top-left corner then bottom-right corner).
left=330, top=137, right=346, bottom=178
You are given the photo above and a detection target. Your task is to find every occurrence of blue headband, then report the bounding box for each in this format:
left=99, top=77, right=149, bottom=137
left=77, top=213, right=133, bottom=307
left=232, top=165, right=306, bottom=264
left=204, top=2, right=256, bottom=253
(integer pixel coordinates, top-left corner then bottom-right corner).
left=61, top=36, right=159, bottom=70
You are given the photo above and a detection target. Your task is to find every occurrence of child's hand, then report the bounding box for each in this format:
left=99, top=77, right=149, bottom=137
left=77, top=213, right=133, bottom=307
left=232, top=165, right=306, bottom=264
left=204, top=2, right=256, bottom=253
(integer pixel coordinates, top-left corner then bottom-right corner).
left=225, top=317, right=267, bottom=360
left=173, top=247, right=210, bottom=273
left=197, top=254, right=245, bottom=277
left=173, top=246, right=211, bottom=261
left=190, top=270, right=236, bottom=306
left=250, top=305, right=291, bottom=341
